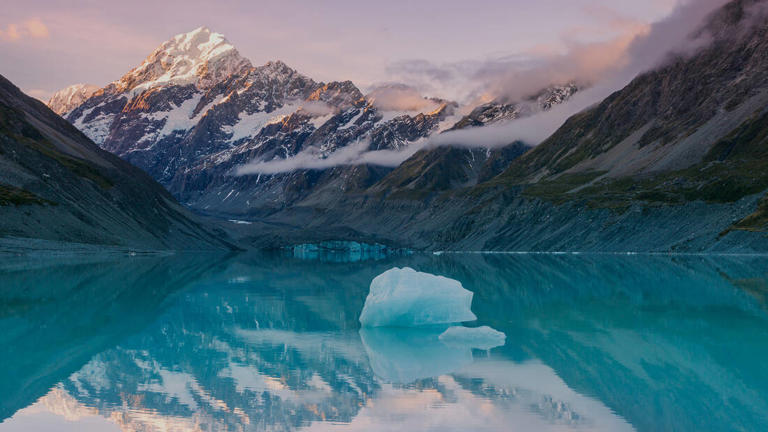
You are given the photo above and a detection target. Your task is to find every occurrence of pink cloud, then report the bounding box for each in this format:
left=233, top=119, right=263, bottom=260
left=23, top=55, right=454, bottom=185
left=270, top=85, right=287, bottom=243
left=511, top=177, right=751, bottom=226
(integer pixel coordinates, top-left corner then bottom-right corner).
left=0, top=18, right=49, bottom=42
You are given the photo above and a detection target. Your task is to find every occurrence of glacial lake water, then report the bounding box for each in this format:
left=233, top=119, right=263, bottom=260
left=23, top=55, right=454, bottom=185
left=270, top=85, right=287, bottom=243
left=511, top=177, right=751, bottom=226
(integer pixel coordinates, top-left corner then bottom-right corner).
left=1, top=251, right=767, bottom=432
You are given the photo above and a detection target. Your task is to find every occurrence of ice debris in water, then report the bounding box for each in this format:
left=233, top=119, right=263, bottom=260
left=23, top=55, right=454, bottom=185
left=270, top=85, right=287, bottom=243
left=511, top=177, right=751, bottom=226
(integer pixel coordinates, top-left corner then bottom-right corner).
left=438, top=326, right=506, bottom=350
left=359, top=267, right=477, bottom=327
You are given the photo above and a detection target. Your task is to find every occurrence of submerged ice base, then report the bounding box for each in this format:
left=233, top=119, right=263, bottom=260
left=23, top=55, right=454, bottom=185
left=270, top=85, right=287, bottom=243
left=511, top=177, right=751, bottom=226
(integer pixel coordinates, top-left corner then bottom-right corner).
left=359, top=267, right=477, bottom=327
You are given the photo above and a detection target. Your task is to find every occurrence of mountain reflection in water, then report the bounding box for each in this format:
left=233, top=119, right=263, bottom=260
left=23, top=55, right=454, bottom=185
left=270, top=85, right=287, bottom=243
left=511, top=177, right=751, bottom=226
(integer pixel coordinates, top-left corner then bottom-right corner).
left=1, top=252, right=767, bottom=432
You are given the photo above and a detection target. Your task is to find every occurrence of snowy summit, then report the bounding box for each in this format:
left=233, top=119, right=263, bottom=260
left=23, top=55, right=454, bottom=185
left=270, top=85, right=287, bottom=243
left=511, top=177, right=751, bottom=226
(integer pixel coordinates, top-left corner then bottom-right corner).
left=116, top=26, right=252, bottom=94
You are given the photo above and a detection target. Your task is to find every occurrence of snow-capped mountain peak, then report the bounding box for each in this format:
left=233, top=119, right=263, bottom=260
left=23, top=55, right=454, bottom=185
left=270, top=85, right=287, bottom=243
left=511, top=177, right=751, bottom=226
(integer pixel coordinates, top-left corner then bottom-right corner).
left=47, top=83, right=100, bottom=115
left=116, top=27, right=252, bottom=94
left=57, top=26, right=577, bottom=217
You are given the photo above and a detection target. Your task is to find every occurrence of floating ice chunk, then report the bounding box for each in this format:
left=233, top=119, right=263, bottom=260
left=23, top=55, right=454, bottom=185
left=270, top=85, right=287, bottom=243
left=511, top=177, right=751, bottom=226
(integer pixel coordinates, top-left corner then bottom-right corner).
left=438, top=326, right=506, bottom=350
left=359, top=327, right=473, bottom=383
left=359, top=267, right=477, bottom=327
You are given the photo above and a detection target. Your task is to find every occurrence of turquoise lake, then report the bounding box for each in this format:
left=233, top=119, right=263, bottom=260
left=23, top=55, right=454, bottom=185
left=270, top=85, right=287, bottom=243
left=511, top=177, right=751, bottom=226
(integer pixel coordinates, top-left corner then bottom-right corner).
left=1, top=251, right=767, bottom=431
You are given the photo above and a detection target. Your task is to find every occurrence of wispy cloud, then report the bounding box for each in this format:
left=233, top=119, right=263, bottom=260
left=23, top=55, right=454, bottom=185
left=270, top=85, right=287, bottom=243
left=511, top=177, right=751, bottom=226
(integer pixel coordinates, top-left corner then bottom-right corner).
left=0, top=18, right=49, bottom=42
left=299, top=100, right=337, bottom=116
left=235, top=139, right=426, bottom=175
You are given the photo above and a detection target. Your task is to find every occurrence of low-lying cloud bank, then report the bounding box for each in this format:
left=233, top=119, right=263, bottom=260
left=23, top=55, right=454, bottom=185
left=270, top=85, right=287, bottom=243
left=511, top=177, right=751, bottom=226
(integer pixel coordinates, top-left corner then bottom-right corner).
left=235, top=140, right=428, bottom=175
left=236, top=0, right=730, bottom=176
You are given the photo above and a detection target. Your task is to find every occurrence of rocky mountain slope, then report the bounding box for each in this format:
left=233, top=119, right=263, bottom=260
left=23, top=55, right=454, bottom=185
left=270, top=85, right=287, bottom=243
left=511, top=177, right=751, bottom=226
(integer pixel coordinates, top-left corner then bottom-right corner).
left=239, top=0, right=768, bottom=252
left=485, top=0, right=768, bottom=229
left=0, top=74, right=232, bottom=249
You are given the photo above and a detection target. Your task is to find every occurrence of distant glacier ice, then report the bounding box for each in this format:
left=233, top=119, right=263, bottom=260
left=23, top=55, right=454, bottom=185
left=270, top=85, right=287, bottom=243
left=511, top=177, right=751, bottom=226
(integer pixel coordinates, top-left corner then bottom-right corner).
left=359, top=267, right=477, bottom=327
left=289, top=241, right=408, bottom=262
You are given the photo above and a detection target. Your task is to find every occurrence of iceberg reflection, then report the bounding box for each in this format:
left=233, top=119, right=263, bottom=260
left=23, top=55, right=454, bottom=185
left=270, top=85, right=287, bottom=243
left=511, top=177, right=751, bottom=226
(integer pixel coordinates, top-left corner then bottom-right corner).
left=359, top=327, right=473, bottom=383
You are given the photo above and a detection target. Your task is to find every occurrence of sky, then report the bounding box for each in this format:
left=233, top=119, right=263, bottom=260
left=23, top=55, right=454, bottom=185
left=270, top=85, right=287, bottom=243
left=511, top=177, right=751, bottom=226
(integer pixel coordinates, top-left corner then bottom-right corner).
left=0, top=0, right=681, bottom=101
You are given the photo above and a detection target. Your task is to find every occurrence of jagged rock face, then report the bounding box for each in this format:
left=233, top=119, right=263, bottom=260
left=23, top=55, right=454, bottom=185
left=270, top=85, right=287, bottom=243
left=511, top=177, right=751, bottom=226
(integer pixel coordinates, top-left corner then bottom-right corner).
left=450, top=84, right=578, bottom=130
left=60, top=27, right=459, bottom=214
left=47, top=84, right=100, bottom=116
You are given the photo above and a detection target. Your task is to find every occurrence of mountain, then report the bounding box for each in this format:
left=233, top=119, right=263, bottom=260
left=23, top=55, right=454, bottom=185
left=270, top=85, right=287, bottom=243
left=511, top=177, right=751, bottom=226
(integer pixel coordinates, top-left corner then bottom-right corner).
left=51, top=0, right=768, bottom=254
left=55, top=28, right=578, bottom=218
left=239, top=0, right=768, bottom=252
left=47, top=84, right=100, bottom=116
left=0, top=74, right=232, bottom=250
left=57, top=27, right=460, bottom=215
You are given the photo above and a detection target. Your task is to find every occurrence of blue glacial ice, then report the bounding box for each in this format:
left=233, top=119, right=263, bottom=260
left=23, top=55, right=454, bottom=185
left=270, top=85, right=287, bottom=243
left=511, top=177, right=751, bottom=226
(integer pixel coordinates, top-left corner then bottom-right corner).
left=438, top=325, right=506, bottom=350
left=359, top=267, right=477, bottom=327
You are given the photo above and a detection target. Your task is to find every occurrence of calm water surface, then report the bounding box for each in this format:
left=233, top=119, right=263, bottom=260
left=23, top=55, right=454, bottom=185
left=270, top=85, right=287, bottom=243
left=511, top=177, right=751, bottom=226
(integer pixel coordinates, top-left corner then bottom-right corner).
left=1, top=251, right=767, bottom=431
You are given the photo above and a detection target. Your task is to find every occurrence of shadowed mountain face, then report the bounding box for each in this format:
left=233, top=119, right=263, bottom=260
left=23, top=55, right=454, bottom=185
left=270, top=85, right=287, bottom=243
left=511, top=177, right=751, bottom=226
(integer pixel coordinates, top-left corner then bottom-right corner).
left=0, top=74, right=231, bottom=249
left=1, top=252, right=767, bottom=431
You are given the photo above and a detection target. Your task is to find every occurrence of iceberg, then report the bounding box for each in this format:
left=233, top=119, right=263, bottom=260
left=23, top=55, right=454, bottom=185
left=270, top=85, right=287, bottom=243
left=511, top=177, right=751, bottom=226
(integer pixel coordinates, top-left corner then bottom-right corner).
left=359, top=267, right=477, bottom=327
left=438, top=326, right=506, bottom=350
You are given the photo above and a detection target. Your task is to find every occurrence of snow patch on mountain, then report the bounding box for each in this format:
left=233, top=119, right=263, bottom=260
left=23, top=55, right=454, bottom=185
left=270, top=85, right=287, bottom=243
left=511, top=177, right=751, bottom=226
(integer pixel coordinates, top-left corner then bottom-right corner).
left=144, top=93, right=204, bottom=139
left=223, top=102, right=301, bottom=142
left=72, top=105, right=114, bottom=145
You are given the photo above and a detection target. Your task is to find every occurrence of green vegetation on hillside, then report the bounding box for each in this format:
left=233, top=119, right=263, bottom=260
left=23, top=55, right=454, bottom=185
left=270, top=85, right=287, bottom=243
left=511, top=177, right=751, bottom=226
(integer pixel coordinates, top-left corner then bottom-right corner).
left=0, top=184, right=53, bottom=206
left=513, top=110, right=768, bottom=231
